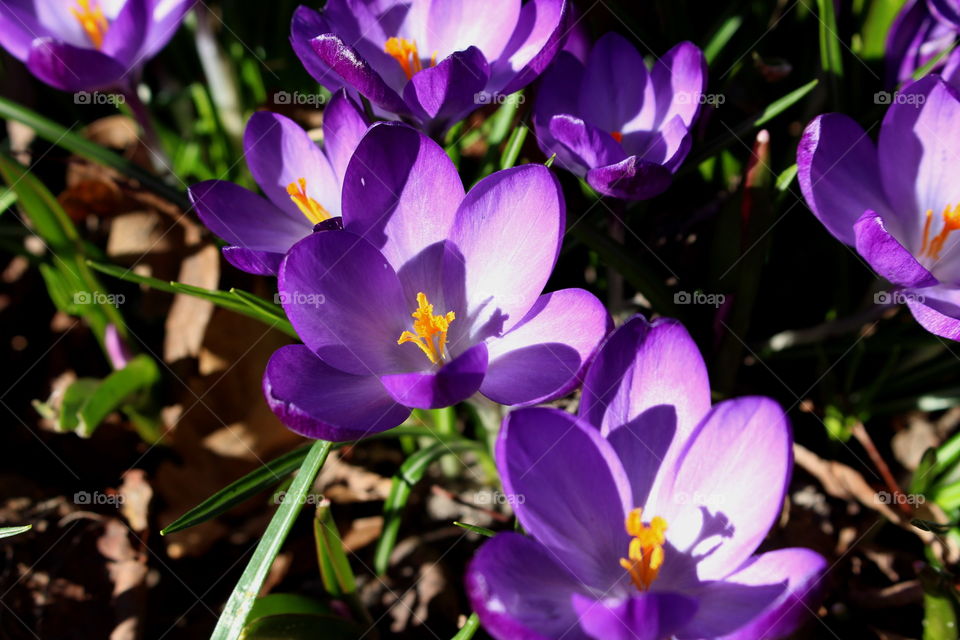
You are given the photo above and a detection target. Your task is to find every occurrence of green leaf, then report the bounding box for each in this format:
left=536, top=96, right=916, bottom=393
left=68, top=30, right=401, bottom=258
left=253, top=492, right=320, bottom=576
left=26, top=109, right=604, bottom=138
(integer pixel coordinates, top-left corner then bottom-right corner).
left=211, top=440, right=332, bottom=640
left=0, top=525, right=32, bottom=539
left=0, top=189, right=17, bottom=216
left=500, top=124, right=529, bottom=170
left=861, top=0, right=909, bottom=60
left=58, top=378, right=103, bottom=432
left=452, top=613, right=481, bottom=640
left=374, top=440, right=484, bottom=575
left=240, top=614, right=364, bottom=640
left=0, top=96, right=187, bottom=208
left=816, top=0, right=845, bottom=79
left=88, top=260, right=298, bottom=338
left=775, top=164, right=798, bottom=193
left=246, top=594, right=331, bottom=623
left=703, top=15, right=742, bottom=64
left=74, top=355, right=160, bottom=437
left=453, top=521, right=496, bottom=537
left=161, top=443, right=313, bottom=535
left=911, top=448, right=939, bottom=495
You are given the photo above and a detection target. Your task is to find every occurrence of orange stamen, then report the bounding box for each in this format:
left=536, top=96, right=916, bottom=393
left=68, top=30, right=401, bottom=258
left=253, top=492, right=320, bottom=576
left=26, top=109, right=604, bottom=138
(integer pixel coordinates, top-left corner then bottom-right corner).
left=619, top=508, right=667, bottom=591
left=286, top=178, right=331, bottom=225
left=920, top=203, right=960, bottom=261
left=70, top=0, right=109, bottom=50
left=397, top=292, right=455, bottom=364
left=384, top=37, right=436, bottom=80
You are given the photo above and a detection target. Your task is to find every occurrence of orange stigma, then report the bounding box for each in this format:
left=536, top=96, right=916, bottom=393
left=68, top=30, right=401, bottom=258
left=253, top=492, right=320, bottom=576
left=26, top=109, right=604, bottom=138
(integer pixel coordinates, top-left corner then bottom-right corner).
left=286, top=178, right=330, bottom=225
left=384, top=37, right=437, bottom=80
left=619, top=508, right=667, bottom=591
left=920, top=203, right=960, bottom=261
left=611, top=131, right=624, bottom=144
left=397, top=292, right=455, bottom=365
left=70, top=0, right=109, bottom=50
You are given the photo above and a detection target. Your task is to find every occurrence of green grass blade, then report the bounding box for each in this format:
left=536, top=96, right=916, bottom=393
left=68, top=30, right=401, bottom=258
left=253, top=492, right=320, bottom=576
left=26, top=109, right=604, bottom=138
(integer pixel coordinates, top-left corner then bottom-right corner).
left=161, top=443, right=313, bottom=535
left=210, top=440, right=332, bottom=640
left=703, top=15, right=743, bottom=64
left=500, top=124, right=529, bottom=170
left=452, top=613, right=480, bottom=639
left=0, top=525, right=32, bottom=539
left=452, top=522, right=495, bottom=537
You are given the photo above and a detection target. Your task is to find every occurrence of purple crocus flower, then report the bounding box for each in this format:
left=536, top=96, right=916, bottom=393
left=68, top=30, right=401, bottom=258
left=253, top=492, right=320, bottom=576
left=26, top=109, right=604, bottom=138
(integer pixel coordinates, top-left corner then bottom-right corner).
left=886, top=0, right=960, bottom=86
left=188, top=90, right=369, bottom=276
left=263, top=122, right=610, bottom=441
left=290, top=0, right=569, bottom=133
left=799, top=74, right=960, bottom=340
left=533, top=33, right=707, bottom=200
left=0, top=0, right=194, bottom=92
left=466, top=316, right=827, bottom=640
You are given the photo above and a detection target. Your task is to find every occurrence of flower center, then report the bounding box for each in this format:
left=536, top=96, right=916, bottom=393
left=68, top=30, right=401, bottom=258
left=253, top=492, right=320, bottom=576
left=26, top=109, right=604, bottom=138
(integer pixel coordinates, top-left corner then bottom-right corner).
left=286, top=178, right=330, bottom=225
left=397, top=292, right=455, bottom=365
left=920, top=202, right=960, bottom=262
left=611, top=131, right=623, bottom=144
left=619, top=507, right=667, bottom=591
left=71, top=0, right=109, bottom=50
left=384, top=37, right=437, bottom=80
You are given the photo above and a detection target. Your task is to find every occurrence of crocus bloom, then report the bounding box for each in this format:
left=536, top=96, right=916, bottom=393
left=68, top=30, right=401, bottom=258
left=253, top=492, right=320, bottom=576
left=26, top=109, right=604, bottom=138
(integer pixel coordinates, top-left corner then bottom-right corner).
left=886, top=0, right=960, bottom=86
left=263, top=122, right=610, bottom=441
left=799, top=75, right=960, bottom=340
left=104, top=324, right=133, bottom=370
left=533, top=33, right=706, bottom=200
left=291, top=0, right=569, bottom=133
left=467, top=316, right=827, bottom=639
left=0, top=0, right=194, bottom=92
left=189, top=90, right=368, bottom=275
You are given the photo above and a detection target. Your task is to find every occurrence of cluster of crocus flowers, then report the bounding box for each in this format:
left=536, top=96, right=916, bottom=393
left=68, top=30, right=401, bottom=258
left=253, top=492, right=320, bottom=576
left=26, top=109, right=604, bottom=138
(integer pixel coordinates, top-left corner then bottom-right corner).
left=799, top=74, right=960, bottom=340
left=466, top=316, right=827, bottom=639
left=290, top=0, right=570, bottom=133
left=887, top=0, right=960, bottom=86
left=189, top=90, right=368, bottom=275
left=533, top=33, right=707, bottom=200
left=262, top=122, right=610, bottom=441
left=0, top=0, right=195, bottom=92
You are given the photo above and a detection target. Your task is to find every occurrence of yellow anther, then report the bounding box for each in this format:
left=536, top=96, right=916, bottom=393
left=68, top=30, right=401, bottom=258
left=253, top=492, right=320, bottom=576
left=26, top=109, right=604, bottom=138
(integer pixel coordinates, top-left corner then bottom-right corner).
left=921, top=202, right=960, bottom=261
left=397, top=292, right=455, bottom=365
left=286, top=178, right=331, bottom=225
left=619, top=507, right=667, bottom=591
left=70, top=0, right=109, bottom=50
left=384, top=37, right=437, bottom=80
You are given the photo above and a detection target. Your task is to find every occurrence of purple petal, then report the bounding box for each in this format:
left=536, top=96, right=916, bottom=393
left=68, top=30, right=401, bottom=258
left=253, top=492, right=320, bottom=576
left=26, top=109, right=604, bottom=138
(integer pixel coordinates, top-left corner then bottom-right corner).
left=26, top=39, right=127, bottom=91
left=342, top=123, right=464, bottom=275
left=244, top=111, right=340, bottom=218
left=713, top=548, right=828, bottom=640
left=676, top=580, right=786, bottom=639
left=493, top=0, right=569, bottom=95
left=885, top=0, right=951, bottom=86
left=278, top=230, right=416, bottom=376
left=379, top=342, right=488, bottom=409
left=571, top=591, right=699, bottom=640
left=446, top=164, right=564, bottom=337
left=532, top=51, right=585, bottom=169
left=931, top=0, right=960, bottom=26
left=635, top=41, right=706, bottom=132
left=221, top=247, right=285, bottom=276
left=402, top=46, right=490, bottom=125
left=420, top=0, right=520, bottom=64
left=497, top=408, right=632, bottom=589
left=605, top=405, right=678, bottom=513
left=0, top=2, right=49, bottom=61
left=104, top=324, right=133, bottom=370
left=797, top=113, right=892, bottom=246
left=466, top=532, right=587, bottom=640
left=580, top=315, right=711, bottom=439
left=652, top=397, right=792, bottom=581
left=142, top=0, right=195, bottom=59
left=907, top=285, right=960, bottom=340
left=578, top=32, right=648, bottom=133
left=549, top=114, right=627, bottom=173
left=290, top=5, right=341, bottom=90
left=878, top=75, right=960, bottom=251
left=101, top=0, right=148, bottom=61
left=586, top=155, right=674, bottom=200
left=480, top=288, right=610, bottom=406
left=854, top=210, right=938, bottom=288
left=310, top=33, right=409, bottom=115
left=188, top=180, right=310, bottom=263
left=263, top=344, right=409, bottom=441
left=323, top=89, right=369, bottom=183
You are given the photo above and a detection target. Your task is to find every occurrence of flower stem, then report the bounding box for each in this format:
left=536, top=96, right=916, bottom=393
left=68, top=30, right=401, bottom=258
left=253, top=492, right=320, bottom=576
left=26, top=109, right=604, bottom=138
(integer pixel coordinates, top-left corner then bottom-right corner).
left=120, top=83, right=172, bottom=175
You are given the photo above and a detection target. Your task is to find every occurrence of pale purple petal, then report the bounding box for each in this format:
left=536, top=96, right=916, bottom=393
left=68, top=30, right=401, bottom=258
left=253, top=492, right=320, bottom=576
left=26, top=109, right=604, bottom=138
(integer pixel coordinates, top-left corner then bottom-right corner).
left=379, top=342, right=488, bottom=409
left=322, top=89, right=369, bottom=183
left=402, top=46, right=490, bottom=125
left=907, top=285, right=960, bottom=340
left=578, top=32, right=648, bottom=133
left=466, top=532, right=588, bottom=640
left=571, top=591, right=699, bottom=640
left=854, top=210, right=938, bottom=288
left=631, top=41, right=706, bottom=133
left=263, top=345, right=409, bottom=441
left=278, top=230, right=417, bottom=376
left=480, top=288, right=610, bottom=406
left=420, top=0, right=520, bottom=63
left=0, top=2, right=49, bottom=61
left=497, top=408, right=632, bottom=590
left=310, top=33, right=409, bottom=114
left=142, top=0, right=195, bottom=59
left=549, top=114, right=627, bottom=172
left=797, top=113, right=894, bottom=246
left=605, top=405, right=678, bottom=511
left=101, top=0, right=148, bottom=61
left=676, top=580, right=786, bottom=639
left=27, top=39, right=127, bottom=91
left=492, top=0, right=569, bottom=95
left=291, top=5, right=341, bottom=90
